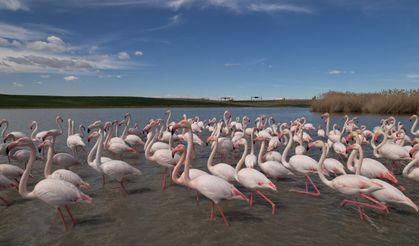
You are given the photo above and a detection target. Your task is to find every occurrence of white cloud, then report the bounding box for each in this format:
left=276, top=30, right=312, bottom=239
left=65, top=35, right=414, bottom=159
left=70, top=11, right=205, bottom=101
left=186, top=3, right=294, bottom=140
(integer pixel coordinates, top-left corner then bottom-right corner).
left=224, top=63, right=240, bottom=67
left=12, top=81, right=23, bottom=87
left=40, top=74, right=50, bottom=78
left=0, top=37, right=22, bottom=47
left=327, top=69, right=355, bottom=75
left=27, top=36, right=67, bottom=52
left=0, top=22, right=44, bottom=41
left=406, top=73, right=419, bottom=79
left=117, top=51, right=130, bottom=60
left=134, top=50, right=144, bottom=56
left=328, top=70, right=342, bottom=75
left=248, top=3, right=313, bottom=13
left=64, top=75, right=79, bottom=81
left=0, top=0, right=28, bottom=11
left=34, top=81, right=43, bottom=85
left=116, top=75, right=122, bottom=79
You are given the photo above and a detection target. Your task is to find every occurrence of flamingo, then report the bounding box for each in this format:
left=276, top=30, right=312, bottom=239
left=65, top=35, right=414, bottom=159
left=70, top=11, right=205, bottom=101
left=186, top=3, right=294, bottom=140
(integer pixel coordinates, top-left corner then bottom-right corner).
left=171, top=118, right=248, bottom=226
left=410, top=115, right=419, bottom=137
left=317, top=125, right=325, bottom=137
left=30, top=120, right=49, bottom=143
left=311, top=140, right=387, bottom=220
left=403, top=145, right=419, bottom=182
left=171, top=144, right=208, bottom=187
left=39, top=139, right=90, bottom=190
left=120, top=113, right=145, bottom=147
left=66, top=119, right=86, bottom=159
left=0, top=163, right=24, bottom=182
left=234, top=138, right=277, bottom=214
left=87, top=121, right=142, bottom=194
left=280, top=129, right=321, bottom=196
left=42, top=116, right=64, bottom=142
left=1, top=119, right=27, bottom=142
left=206, top=135, right=236, bottom=182
left=145, top=128, right=180, bottom=190
left=7, top=137, right=92, bottom=231
left=258, top=135, right=294, bottom=179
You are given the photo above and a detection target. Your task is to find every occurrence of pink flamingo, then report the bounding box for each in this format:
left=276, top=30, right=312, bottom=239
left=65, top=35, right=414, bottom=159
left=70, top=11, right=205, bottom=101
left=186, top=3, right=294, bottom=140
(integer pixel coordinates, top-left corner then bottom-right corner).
left=234, top=138, right=277, bottom=214
left=311, top=141, right=387, bottom=220
left=171, top=119, right=248, bottom=226
left=87, top=121, right=142, bottom=194
left=206, top=135, right=236, bottom=182
left=0, top=173, right=16, bottom=207
left=7, top=137, right=92, bottom=231
left=403, top=145, right=419, bottom=182
left=1, top=119, right=27, bottom=142
left=39, top=139, right=90, bottom=190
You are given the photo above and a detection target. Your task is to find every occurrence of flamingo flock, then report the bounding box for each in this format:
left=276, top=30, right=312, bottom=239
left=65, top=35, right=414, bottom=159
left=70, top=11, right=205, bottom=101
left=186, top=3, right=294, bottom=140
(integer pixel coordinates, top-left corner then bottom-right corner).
left=0, top=111, right=418, bottom=231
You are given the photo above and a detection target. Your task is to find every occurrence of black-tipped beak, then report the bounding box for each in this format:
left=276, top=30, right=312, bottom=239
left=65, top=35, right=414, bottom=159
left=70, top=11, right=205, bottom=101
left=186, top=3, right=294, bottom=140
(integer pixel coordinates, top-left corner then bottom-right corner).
left=38, top=147, right=42, bottom=153
left=3, top=140, right=6, bottom=143
left=172, top=153, right=175, bottom=158
left=87, top=128, right=91, bottom=133
left=6, top=147, right=10, bottom=155
left=171, top=129, right=175, bottom=136
left=306, top=145, right=310, bottom=151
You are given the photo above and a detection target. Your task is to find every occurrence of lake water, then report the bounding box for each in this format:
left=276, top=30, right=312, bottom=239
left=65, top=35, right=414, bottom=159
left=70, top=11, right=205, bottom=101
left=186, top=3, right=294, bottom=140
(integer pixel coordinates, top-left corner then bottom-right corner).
left=0, top=107, right=417, bottom=246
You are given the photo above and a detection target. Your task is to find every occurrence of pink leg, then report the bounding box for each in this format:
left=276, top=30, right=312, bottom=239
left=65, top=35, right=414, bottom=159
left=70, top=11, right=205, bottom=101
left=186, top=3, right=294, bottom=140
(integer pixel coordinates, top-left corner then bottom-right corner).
left=196, top=191, right=200, bottom=206
left=215, top=203, right=230, bottom=226
left=249, top=192, right=254, bottom=207
left=0, top=195, right=10, bottom=207
left=120, top=181, right=128, bottom=195
left=162, top=168, right=167, bottom=190
left=359, top=194, right=389, bottom=213
left=57, top=207, right=68, bottom=232
left=210, top=202, right=215, bottom=222
left=289, top=175, right=320, bottom=197
left=102, top=174, right=106, bottom=187
left=256, top=189, right=276, bottom=215
left=65, top=205, right=77, bottom=226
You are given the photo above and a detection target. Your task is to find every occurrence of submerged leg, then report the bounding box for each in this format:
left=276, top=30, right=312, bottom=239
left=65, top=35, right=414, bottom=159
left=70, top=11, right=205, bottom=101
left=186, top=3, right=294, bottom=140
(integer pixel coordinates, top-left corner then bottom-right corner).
left=120, top=181, right=128, bottom=195
left=102, top=174, right=106, bottom=187
left=162, top=167, right=168, bottom=190
left=256, top=189, right=276, bottom=215
left=65, top=205, right=77, bottom=226
left=289, top=175, right=320, bottom=196
left=0, top=195, right=10, bottom=207
left=215, top=203, right=230, bottom=226
left=249, top=192, right=254, bottom=207
left=196, top=191, right=200, bottom=206
left=210, top=202, right=215, bottom=222
left=57, top=207, right=68, bottom=232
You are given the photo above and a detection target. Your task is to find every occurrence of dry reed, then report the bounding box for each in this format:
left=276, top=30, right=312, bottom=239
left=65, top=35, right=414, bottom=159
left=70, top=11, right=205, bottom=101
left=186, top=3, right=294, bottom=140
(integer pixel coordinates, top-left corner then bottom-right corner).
left=311, top=89, right=419, bottom=114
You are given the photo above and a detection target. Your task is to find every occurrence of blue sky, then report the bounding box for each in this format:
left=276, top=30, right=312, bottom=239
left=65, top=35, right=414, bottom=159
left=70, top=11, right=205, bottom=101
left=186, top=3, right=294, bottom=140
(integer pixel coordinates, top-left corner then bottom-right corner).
left=0, top=0, right=418, bottom=99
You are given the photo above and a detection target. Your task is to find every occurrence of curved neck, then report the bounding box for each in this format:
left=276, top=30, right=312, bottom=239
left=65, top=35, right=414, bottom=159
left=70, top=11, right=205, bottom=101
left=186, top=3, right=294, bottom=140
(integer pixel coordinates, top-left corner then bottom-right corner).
left=411, top=116, right=418, bottom=136
left=172, top=150, right=186, bottom=184
left=373, top=131, right=387, bottom=157
left=346, top=147, right=357, bottom=173
left=325, top=116, right=330, bottom=137
left=79, top=125, right=84, bottom=138
left=31, top=122, right=38, bottom=140
left=281, top=130, right=293, bottom=169
left=19, top=144, right=36, bottom=199
left=56, top=118, right=63, bottom=135
left=93, top=129, right=105, bottom=168
left=317, top=143, right=333, bottom=189
left=145, top=129, right=158, bottom=160
left=1, top=121, right=8, bottom=138
left=235, top=141, right=248, bottom=174
left=44, top=144, right=55, bottom=178
left=403, top=152, right=419, bottom=177
left=166, top=111, right=171, bottom=128
left=71, top=120, right=75, bottom=135
left=207, top=139, right=218, bottom=170
left=105, top=124, right=114, bottom=147
left=88, top=131, right=101, bottom=166
left=258, top=140, right=266, bottom=164
left=354, top=147, right=364, bottom=175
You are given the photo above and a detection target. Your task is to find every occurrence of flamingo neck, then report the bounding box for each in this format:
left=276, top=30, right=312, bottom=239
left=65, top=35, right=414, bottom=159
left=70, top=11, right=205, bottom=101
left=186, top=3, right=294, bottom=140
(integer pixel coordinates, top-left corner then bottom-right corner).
left=166, top=111, right=171, bottom=128
left=411, top=116, right=418, bottom=136
left=354, top=146, right=364, bottom=175
left=145, top=129, right=158, bottom=160
left=317, top=143, right=333, bottom=189
left=56, top=118, right=63, bottom=135
left=172, top=150, right=186, bottom=184
left=93, top=129, right=105, bottom=169
left=19, top=143, right=36, bottom=199
left=281, top=130, right=293, bottom=169
left=1, top=121, right=8, bottom=138
left=184, top=126, right=193, bottom=183
left=79, top=125, right=84, bottom=138
left=325, top=116, right=330, bottom=137
left=373, top=130, right=388, bottom=157
left=30, top=121, right=38, bottom=140
left=207, top=138, right=218, bottom=170
left=250, top=130, right=255, bottom=155
left=257, top=139, right=266, bottom=164
left=67, top=119, right=72, bottom=137
left=235, top=141, right=248, bottom=175
left=121, top=116, right=130, bottom=138
left=44, top=143, right=55, bottom=178
left=346, top=147, right=357, bottom=173
left=403, top=151, right=419, bottom=177
left=105, top=124, right=114, bottom=148
left=71, top=119, right=75, bottom=136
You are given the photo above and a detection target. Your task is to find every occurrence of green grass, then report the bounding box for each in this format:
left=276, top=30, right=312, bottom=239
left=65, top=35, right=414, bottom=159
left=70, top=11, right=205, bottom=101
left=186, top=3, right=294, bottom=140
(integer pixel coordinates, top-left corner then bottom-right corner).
left=0, top=94, right=311, bottom=108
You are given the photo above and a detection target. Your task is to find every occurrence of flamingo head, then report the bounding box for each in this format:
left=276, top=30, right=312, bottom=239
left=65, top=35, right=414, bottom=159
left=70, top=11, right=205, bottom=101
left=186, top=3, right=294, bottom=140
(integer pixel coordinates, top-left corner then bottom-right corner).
left=142, top=120, right=155, bottom=134
left=30, top=121, right=36, bottom=130
left=124, top=112, right=131, bottom=119
left=38, top=139, right=52, bottom=152
left=257, top=181, right=277, bottom=191
left=171, top=119, right=191, bottom=135
left=56, top=116, right=63, bottom=123
left=308, top=140, right=324, bottom=149
left=205, top=135, right=217, bottom=146
left=87, top=131, right=99, bottom=142
left=171, top=144, right=185, bottom=158
left=88, top=120, right=103, bottom=133
left=233, top=138, right=246, bottom=149
left=321, top=112, right=329, bottom=120
left=410, top=114, right=417, bottom=122
left=409, top=144, right=418, bottom=158
left=118, top=119, right=127, bottom=127
left=6, top=137, right=33, bottom=155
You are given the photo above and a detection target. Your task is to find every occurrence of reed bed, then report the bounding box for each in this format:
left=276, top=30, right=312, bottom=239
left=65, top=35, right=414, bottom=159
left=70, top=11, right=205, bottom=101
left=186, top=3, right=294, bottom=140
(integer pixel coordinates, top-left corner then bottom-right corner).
left=311, top=89, right=419, bottom=114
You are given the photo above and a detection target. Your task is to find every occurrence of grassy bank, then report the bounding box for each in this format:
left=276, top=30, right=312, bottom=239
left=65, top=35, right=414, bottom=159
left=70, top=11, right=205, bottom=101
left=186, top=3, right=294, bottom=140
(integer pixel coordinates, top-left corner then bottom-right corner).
left=0, top=94, right=310, bottom=108
left=311, top=90, right=419, bottom=114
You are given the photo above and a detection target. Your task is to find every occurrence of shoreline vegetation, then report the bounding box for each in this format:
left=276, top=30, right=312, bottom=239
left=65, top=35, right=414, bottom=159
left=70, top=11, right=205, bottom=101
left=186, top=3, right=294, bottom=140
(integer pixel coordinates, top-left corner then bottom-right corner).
left=311, top=90, right=419, bottom=114
left=0, top=94, right=310, bottom=108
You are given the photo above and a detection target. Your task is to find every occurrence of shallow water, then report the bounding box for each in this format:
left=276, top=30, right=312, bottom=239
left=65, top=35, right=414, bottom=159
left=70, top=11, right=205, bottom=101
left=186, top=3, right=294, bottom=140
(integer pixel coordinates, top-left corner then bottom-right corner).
left=0, top=107, right=418, bottom=246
